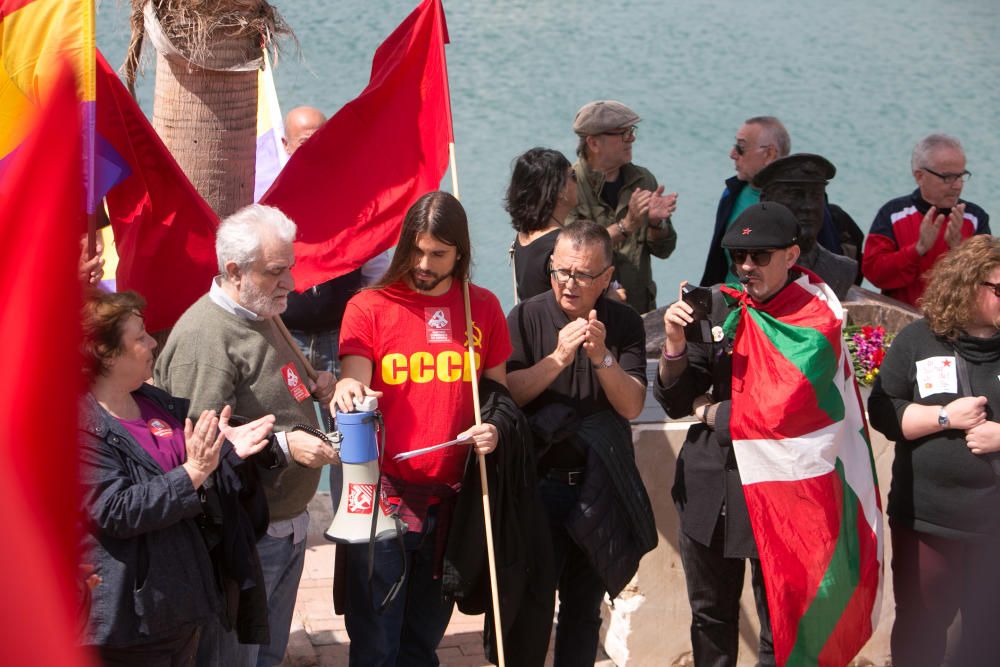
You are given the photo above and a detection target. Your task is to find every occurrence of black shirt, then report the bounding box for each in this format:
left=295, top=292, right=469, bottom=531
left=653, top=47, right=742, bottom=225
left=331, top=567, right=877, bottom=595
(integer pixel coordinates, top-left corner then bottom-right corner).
left=507, top=293, right=647, bottom=467
left=281, top=268, right=364, bottom=332
left=868, top=318, right=1000, bottom=540
left=512, top=229, right=559, bottom=302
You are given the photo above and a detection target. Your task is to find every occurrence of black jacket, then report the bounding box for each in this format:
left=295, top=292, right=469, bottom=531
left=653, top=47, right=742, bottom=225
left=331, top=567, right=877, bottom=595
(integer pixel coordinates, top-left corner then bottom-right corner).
left=442, top=379, right=555, bottom=667
left=79, top=384, right=273, bottom=647
left=79, top=385, right=220, bottom=646
left=653, top=289, right=758, bottom=558
left=567, top=410, right=658, bottom=598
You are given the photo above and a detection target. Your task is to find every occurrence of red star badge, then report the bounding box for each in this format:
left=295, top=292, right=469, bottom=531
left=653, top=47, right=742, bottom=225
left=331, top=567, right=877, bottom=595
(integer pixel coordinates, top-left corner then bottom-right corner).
left=742, top=227, right=752, bottom=235
left=942, top=360, right=951, bottom=367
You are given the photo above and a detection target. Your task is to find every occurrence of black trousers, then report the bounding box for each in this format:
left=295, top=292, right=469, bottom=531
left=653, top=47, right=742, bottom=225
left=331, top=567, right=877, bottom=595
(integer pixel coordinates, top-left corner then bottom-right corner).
left=678, top=518, right=775, bottom=667
left=97, top=625, right=201, bottom=667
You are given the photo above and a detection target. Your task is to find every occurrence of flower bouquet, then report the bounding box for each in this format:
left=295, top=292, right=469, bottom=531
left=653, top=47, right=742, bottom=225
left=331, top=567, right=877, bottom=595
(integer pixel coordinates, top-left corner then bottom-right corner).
left=844, top=324, right=893, bottom=386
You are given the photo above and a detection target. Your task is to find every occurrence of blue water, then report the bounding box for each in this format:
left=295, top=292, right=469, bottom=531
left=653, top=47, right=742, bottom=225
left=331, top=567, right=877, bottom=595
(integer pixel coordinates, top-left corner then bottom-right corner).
left=97, top=0, right=1000, bottom=313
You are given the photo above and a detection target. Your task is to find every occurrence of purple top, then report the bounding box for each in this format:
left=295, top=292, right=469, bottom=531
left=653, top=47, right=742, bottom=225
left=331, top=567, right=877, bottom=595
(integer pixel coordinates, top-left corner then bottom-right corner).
left=119, top=394, right=187, bottom=472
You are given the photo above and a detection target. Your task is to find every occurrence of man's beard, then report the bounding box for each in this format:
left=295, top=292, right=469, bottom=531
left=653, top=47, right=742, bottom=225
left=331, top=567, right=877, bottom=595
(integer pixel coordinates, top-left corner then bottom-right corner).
left=239, top=280, right=286, bottom=318
left=409, top=269, right=449, bottom=292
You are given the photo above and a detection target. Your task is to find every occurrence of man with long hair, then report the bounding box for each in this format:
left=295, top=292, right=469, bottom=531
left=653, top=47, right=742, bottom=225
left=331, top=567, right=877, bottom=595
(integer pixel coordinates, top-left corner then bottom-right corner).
left=331, top=191, right=512, bottom=665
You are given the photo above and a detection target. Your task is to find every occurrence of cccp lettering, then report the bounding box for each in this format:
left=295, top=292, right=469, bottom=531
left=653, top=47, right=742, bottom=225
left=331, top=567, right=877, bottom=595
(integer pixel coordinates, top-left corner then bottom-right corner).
left=381, top=350, right=481, bottom=385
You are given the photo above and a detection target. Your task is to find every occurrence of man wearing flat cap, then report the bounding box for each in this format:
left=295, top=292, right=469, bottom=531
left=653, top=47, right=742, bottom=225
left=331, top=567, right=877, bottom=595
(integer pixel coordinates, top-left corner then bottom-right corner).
left=568, top=100, right=678, bottom=314
left=754, top=153, right=859, bottom=299
left=653, top=202, right=816, bottom=667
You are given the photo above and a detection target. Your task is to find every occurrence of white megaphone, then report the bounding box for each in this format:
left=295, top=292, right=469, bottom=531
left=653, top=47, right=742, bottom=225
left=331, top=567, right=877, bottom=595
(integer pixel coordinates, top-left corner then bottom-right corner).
left=325, top=400, right=401, bottom=544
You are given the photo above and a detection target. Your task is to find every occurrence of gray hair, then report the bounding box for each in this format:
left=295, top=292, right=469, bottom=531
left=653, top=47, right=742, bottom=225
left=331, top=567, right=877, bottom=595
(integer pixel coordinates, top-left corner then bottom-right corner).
left=215, top=204, right=297, bottom=274
left=745, top=116, right=791, bottom=158
left=557, top=220, right=613, bottom=265
left=911, top=133, right=964, bottom=171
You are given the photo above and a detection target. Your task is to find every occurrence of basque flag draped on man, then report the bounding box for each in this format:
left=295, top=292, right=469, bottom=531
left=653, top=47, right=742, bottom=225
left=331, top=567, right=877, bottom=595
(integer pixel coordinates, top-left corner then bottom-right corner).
left=722, top=269, right=883, bottom=666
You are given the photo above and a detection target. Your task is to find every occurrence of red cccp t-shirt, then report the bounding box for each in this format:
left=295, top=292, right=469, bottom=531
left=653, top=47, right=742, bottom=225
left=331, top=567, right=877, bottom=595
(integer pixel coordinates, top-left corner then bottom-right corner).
left=339, top=280, right=512, bottom=486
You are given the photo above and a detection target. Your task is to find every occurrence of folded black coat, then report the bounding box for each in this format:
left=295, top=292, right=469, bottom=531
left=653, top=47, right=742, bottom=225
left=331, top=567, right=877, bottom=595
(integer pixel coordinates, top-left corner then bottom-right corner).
left=567, top=411, right=658, bottom=599
left=442, top=379, right=555, bottom=667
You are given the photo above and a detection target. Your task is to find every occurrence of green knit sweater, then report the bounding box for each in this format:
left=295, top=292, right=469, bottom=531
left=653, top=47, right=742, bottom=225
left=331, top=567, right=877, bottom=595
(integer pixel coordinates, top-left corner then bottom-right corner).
left=154, top=294, right=321, bottom=521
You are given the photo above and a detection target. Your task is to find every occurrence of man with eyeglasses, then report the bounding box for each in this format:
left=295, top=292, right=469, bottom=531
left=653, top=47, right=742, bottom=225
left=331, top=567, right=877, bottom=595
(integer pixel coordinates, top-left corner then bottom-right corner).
left=506, top=220, right=653, bottom=666
left=863, top=133, right=991, bottom=307
left=568, top=99, right=678, bottom=314
left=700, top=117, right=845, bottom=288
left=655, top=202, right=814, bottom=667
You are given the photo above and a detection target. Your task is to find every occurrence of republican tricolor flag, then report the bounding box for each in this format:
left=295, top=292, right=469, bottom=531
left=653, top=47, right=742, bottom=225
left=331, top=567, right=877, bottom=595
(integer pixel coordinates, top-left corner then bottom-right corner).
left=0, top=0, right=97, bottom=212
left=722, top=269, right=883, bottom=666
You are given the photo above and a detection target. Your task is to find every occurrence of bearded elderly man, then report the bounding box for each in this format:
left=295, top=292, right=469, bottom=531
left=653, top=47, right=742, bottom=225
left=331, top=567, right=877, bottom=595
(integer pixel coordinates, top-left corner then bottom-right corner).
left=156, top=204, right=338, bottom=667
left=863, top=133, right=991, bottom=307
left=568, top=100, right=678, bottom=314
left=654, top=202, right=820, bottom=667
left=506, top=221, right=655, bottom=666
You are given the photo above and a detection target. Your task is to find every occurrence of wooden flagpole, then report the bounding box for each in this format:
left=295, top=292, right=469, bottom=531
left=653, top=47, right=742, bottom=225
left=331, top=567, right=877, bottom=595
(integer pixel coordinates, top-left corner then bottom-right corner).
left=451, top=141, right=506, bottom=666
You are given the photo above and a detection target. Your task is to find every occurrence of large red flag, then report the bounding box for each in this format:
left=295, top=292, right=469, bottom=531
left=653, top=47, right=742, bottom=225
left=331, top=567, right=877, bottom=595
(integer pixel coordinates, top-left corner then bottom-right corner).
left=0, top=59, right=93, bottom=666
left=262, top=0, right=453, bottom=290
left=95, top=49, right=219, bottom=332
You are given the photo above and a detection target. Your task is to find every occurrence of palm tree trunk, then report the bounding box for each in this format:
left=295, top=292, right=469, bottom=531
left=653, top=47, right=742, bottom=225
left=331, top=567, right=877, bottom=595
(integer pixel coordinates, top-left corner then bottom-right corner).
left=151, top=45, right=257, bottom=218
left=134, top=1, right=284, bottom=219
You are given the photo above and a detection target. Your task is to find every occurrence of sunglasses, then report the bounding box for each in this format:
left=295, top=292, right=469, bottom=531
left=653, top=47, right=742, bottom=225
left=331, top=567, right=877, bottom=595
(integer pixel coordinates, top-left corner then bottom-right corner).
left=732, top=143, right=771, bottom=157
left=730, top=249, right=778, bottom=266
left=980, top=282, right=1000, bottom=298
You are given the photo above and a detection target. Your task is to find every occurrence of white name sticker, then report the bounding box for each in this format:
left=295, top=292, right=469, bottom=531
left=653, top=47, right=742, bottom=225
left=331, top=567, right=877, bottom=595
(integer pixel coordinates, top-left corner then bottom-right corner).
left=915, top=356, right=957, bottom=398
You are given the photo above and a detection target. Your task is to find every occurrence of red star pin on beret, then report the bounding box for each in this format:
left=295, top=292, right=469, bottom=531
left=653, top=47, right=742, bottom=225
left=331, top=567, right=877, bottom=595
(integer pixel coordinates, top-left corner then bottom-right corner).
left=742, top=227, right=752, bottom=235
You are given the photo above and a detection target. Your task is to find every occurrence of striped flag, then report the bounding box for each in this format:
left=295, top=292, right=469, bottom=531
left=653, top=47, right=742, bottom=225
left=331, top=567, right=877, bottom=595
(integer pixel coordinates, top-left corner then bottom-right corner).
left=253, top=48, right=287, bottom=202
left=722, top=269, right=883, bottom=666
left=0, top=0, right=97, bottom=212
left=0, top=57, right=92, bottom=667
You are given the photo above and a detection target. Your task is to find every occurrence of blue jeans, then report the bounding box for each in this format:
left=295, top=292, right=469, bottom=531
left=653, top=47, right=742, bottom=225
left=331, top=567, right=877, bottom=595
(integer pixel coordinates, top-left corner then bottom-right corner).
left=289, top=329, right=340, bottom=376
left=289, top=329, right=343, bottom=510
left=253, top=532, right=307, bottom=667
left=196, top=531, right=308, bottom=667
left=539, top=476, right=607, bottom=667
left=344, top=509, right=454, bottom=666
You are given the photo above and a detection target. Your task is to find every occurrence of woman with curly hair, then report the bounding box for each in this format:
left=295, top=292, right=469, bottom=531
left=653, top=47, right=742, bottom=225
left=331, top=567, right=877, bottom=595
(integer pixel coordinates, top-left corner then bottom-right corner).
left=868, top=234, right=1000, bottom=667
left=506, top=147, right=578, bottom=301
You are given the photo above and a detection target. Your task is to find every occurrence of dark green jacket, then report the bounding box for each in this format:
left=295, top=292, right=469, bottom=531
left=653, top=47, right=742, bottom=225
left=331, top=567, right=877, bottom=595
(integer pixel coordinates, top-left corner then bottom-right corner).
left=569, top=159, right=677, bottom=313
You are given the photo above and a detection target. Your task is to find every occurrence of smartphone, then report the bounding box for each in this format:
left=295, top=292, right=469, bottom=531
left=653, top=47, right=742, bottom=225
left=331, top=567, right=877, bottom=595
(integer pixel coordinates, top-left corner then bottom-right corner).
left=681, top=284, right=713, bottom=343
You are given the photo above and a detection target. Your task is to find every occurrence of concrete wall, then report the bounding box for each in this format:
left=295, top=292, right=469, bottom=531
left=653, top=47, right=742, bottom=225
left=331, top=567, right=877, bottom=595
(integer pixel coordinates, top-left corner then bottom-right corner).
left=600, top=419, right=895, bottom=667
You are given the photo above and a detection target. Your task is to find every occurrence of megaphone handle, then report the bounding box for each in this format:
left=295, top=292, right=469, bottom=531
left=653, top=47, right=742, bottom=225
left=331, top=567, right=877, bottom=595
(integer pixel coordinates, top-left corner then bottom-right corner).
left=367, top=413, right=408, bottom=613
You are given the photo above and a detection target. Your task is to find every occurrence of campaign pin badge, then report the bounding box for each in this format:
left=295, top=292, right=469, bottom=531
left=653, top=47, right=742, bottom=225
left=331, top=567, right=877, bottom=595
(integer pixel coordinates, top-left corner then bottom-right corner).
left=280, top=362, right=311, bottom=402
left=147, top=418, right=173, bottom=438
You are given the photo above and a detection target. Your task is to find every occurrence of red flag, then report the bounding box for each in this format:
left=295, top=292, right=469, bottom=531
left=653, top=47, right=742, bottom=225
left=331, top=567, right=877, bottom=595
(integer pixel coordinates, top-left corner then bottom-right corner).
left=0, top=58, right=93, bottom=666
left=262, top=0, right=453, bottom=290
left=96, top=49, right=219, bottom=332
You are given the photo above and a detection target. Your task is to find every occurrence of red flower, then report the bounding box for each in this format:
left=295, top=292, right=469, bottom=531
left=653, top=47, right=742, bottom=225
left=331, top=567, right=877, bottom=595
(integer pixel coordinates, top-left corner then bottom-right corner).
left=862, top=325, right=873, bottom=337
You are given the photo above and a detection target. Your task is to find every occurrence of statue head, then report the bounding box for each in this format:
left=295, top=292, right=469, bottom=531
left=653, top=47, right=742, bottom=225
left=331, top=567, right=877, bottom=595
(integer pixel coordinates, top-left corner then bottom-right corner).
left=753, top=153, right=836, bottom=254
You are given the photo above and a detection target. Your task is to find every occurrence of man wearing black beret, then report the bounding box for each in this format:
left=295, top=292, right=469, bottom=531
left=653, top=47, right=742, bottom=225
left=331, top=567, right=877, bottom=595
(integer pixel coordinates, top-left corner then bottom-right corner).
left=653, top=201, right=808, bottom=667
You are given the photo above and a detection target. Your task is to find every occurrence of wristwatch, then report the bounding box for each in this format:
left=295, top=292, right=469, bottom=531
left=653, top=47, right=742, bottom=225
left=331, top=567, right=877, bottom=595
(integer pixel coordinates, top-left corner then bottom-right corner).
left=937, top=406, right=950, bottom=428
left=597, top=351, right=615, bottom=369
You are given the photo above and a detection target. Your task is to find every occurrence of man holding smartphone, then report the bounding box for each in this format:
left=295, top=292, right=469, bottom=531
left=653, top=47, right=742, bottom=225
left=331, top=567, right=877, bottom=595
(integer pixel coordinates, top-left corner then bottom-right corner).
left=654, top=201, right=805, bottom=666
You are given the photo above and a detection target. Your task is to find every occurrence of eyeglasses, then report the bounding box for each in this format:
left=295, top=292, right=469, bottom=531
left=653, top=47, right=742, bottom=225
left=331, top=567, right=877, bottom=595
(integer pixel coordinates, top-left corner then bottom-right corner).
left=602, top=126, right=637, bottom=141
left=733, top=143, right=771, bottom=157
left=548, top=265, right=612, bottom=287
left=730, top=249, right=778, bottom=266
left=980, top=282, right=1000, bottom=298
left=921, top=167, right=972, bottom=185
